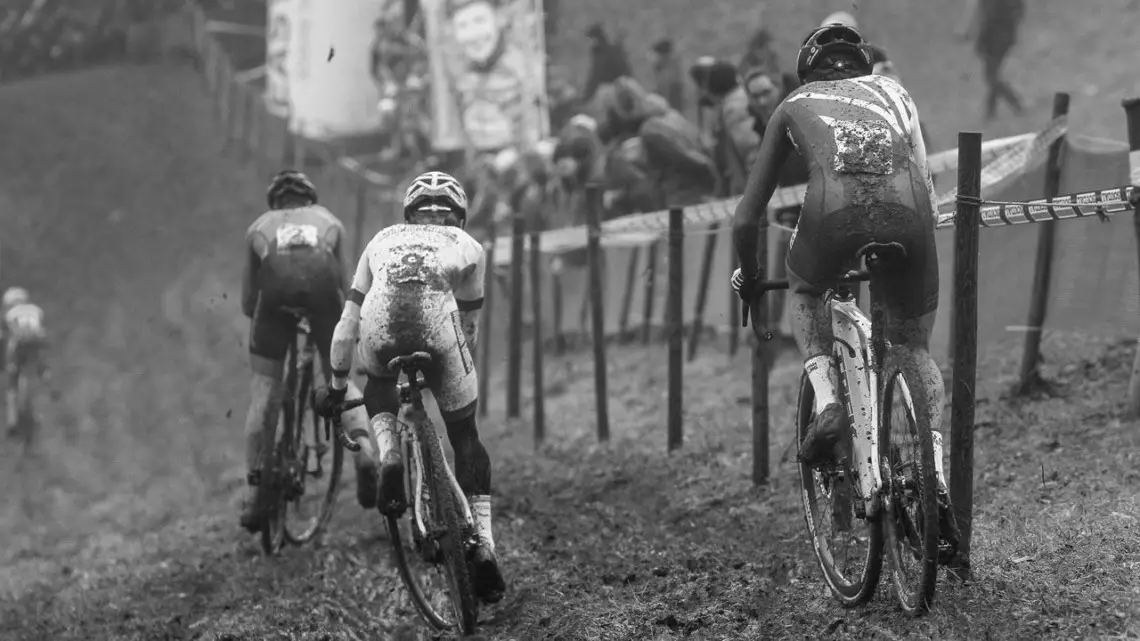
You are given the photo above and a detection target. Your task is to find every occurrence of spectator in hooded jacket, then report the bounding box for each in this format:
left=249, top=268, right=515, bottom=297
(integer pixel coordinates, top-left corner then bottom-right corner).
left=596, top=76, right=718, bottom=208
left=650, top=38, right=685, bottom=113
left=582, top=23, right=632, bottom=102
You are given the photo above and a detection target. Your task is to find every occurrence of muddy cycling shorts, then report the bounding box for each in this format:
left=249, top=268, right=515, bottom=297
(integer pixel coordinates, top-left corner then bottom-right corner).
left=356, top=285, right=478, bottom=422
left=786, top=200, right=939, bottom=320
left=249, top=248, right=342, bottom=376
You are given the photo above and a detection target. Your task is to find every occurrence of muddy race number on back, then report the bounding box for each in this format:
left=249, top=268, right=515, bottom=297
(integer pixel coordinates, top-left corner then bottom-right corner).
left=275, top=223, right=319, bottom=253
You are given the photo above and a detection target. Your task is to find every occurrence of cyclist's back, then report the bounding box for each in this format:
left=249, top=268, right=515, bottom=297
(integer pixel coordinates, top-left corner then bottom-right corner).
left=246, top=203, right=345, bottom=319
left=354, top=222, right=483, bottom=405
left=765, top=71, right=938, bottom=320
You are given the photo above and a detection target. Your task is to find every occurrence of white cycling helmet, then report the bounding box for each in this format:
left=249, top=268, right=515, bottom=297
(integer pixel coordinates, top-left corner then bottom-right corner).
left=2, top=287, right=28, bottom=307
left=820, top=11, right=858, bottom=29
left=402, top=171, right=468, bottom=226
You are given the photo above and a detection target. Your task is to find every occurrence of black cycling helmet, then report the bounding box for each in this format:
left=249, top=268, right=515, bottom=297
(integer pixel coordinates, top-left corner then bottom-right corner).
left=266, top=169, right=318, bottom=209
left=796, top=23, right=874, bottom=84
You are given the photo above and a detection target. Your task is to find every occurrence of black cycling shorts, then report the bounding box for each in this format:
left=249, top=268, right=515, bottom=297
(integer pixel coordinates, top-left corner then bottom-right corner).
left=249, top=249, right=342, bottom=374
left=786, top=201, right=939, bottom=319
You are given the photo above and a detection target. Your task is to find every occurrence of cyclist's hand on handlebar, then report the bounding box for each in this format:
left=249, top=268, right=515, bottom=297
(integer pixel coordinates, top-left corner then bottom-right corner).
left=315, top=385, right=347, bottom=419
left=730, top=268, right=760, bottom=302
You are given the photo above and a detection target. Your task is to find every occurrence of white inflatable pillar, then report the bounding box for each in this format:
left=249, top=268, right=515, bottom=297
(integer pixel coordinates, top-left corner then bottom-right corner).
left=265, top=0, right=387, bottom=140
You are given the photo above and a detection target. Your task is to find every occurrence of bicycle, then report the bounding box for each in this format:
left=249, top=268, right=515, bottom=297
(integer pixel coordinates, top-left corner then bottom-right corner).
left=5, top=338, right=46, bottom=453
left=743, top=242, right=960, bottom=615
left=324, top=351, right=480, bottom=635
left=255, top=310, right=344, bottom=556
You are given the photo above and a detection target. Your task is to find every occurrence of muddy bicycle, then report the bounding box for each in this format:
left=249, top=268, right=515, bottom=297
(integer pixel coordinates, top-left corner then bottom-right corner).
left=255, top=310, right=344, bottom=556
left=323, top=351, right=480, bottom=636
left=6, top=340, right=47, bottom=453
left=743, top=242, right=960, bottom=615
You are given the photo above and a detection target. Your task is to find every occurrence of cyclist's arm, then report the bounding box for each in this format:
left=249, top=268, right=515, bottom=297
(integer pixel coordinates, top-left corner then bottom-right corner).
left=732, top=106, right=794, bottom=279
left=241, top=238, right=262, bottom=319
left=908, top=101, right=939, bottom=222
left=325, top=219, right=349, bottom=295
left=329, top=248, right=373, bottom=392
left=454, top=238, right=486, bottom=357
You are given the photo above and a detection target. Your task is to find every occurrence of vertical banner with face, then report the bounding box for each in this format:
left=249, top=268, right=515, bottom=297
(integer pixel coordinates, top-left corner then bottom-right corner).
left=421, top=0, right=549, bottom=152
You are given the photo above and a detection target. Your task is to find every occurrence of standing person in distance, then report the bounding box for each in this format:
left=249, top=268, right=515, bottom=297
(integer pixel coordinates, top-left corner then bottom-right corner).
left=957, top=0, right=1025, bottom=121
left=240, top=170, right=374, bottom=533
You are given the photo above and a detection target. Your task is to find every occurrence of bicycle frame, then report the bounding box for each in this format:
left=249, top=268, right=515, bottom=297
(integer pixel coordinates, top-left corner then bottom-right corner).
left=827, top=290, right=886, bottom=506
left=398, top=378, right=475, bottom=537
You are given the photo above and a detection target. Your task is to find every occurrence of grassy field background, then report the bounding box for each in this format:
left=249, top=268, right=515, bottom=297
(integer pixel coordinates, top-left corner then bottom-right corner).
left=1, top=1, right=1140, bottom=639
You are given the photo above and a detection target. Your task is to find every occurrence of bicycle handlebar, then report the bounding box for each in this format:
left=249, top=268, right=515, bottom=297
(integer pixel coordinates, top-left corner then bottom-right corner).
left=327, top=397, right=367, bottom=452
left=741, top=269, right=872, bottom=341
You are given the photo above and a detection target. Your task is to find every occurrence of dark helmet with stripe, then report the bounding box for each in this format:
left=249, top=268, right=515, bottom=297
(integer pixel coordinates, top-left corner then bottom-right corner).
left=796, top=23, right=874, bottom=85
left=266, top=170, right=318, bottom=209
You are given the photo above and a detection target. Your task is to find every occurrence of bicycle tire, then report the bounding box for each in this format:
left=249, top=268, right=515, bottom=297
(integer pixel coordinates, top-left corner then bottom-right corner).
left=386, top=439, right=452, bottom=632
left=260, top=338, right=297, bottom=556
left=13, top=369, right=34, bottom=450
left=796, top=371, right=882, bottom=607
left=283, top=345, right=344, bottom=545
left=417, top=413, right=478, bottom=634
left=879, top=348, right=940, bottom=615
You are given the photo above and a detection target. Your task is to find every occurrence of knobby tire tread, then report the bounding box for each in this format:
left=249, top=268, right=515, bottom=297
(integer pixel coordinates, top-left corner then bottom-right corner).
left=419, top=418, right=478, bottom=635
left=796, top=371, right=882, bottom=607
left=387, top=440, right=452, bottom=632
left=881, top=349, right=940, bottom=615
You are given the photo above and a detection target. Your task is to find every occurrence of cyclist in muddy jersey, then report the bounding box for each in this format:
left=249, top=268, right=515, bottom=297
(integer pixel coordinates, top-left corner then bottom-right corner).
left=731, top=24, right=943, bottom=469
left=321, top=170, right=506, bottom=604
left=240, top=170, right=373, bottom=532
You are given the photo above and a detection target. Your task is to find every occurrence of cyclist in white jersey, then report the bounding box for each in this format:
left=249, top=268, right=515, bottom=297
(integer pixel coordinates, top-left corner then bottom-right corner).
left=1, top=287, right=48, bottom=434
left=319, top=171, right=506, bottom=604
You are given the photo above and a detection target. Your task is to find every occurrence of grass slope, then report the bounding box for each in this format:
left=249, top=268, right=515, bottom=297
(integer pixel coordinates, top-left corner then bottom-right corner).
left=0, top=62, right=262, bottom=602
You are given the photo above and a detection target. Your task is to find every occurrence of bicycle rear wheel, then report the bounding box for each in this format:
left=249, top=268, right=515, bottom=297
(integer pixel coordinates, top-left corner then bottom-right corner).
left=283, top=347, right=344, bottom=545
left=260, top=340, right=297, bottom=556
left=879, top=350, right=940, bottom=615
left=386, top=439, right=452, bottom=632
left=387, top=415, right=478, bottom=634
left=796, top=371, right=882, bottom=606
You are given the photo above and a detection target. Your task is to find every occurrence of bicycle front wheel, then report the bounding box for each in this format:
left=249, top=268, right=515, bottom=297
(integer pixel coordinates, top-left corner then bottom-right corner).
left=419, top=420, right=478, bottom=634
left=796, top=371, right=882, bottom=607
left=283, top=353, right=344, bottom=545
left=879, top=350, right=940, bottom=615
left=387, top=440, right=452, bottom=632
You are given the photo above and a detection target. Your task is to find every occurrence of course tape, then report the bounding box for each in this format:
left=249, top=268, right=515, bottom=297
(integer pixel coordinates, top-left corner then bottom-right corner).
left=936, top=185, right=1136, bottom=228
left=491, top=121, right=1062, bottom=266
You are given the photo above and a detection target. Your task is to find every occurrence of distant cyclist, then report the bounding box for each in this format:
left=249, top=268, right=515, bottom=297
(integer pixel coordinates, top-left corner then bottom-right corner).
left=730, top=24, right=943, bottom=469
left=240, top=170, right=373, bottom=533
left=2, top=287, right=48, bottom=435
left=318, top=170, right=506, bottom=604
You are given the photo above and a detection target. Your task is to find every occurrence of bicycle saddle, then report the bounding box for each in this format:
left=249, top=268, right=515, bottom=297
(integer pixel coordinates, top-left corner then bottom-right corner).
left=388, top=352, right=433, bottom=373
left=856, top=241, right=907, bottom=265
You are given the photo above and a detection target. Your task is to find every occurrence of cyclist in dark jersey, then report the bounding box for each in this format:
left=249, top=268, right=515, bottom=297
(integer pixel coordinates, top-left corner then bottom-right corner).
left=240, top=170, right=372, bottom=532
left=731, top=24, right=943, bottom=469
